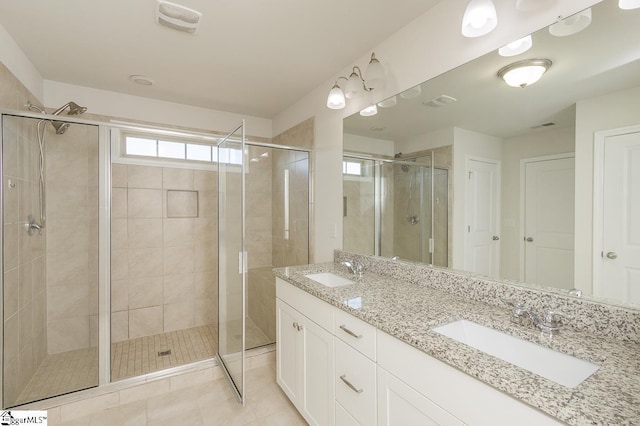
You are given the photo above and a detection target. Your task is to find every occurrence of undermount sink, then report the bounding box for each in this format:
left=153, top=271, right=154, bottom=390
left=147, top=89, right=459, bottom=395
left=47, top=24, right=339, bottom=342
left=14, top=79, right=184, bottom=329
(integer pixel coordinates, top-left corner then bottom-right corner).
left=432, top=320, right=599, bottom=388
left=304, top=272, right=354, bottom=288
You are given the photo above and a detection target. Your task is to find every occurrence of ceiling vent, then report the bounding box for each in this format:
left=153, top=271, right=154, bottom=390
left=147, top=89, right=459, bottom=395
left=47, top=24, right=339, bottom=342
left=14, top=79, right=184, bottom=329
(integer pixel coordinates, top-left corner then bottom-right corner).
left=156, top=1, right=202, bottom=34
left=422, top=95, right=457, bottom=108
left=530, top=122, right=556, bottom=129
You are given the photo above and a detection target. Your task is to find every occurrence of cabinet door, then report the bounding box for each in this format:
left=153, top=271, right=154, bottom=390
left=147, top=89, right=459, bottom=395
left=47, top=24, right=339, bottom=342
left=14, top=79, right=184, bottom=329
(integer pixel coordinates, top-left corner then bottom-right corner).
left=276, top=299, right=302, bottom=404
left=301, top=317, right=335, bottom=426
left=377, top=367, right=465, bottom=426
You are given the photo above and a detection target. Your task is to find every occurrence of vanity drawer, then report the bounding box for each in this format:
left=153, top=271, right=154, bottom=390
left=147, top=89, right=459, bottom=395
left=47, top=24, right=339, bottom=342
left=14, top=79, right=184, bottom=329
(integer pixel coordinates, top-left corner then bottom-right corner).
left=336, top=401, right=361, bottom=426
left=334, top=308, right=377, bottom=361
left=335, top=339, right=376, bottom=426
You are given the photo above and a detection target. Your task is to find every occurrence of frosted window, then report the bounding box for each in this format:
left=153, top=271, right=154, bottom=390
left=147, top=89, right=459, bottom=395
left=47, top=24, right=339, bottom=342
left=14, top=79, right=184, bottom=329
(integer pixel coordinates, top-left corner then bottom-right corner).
left=343, top=161, right=362, bottom=176
left=187, top=144, right=212, bottom=162
left=126, top=137, right=157, bottom=156
left=158, top=141, right=185, bottom=159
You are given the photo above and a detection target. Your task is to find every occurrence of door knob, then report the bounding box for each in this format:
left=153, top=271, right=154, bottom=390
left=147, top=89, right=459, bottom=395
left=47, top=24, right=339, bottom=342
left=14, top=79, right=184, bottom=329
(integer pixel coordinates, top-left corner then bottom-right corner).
left=606, top=252, right=618, bottom=260
left=492, top=235, right=500, bottom=241
left=525, top=237, right=534, bottom=242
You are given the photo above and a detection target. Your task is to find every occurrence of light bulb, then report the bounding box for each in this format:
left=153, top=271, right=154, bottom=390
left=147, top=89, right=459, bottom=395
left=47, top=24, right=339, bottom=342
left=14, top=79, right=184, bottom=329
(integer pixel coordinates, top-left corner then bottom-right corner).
left=344, top=71, right=363, bottom=99
left=359, top=104, right=378, bottom=117
left=619, top=0, right=640, bottom=9
left=498, top=35, right=533, bottom=57
left=461, top=0, right=498, bottom=38
left=326, top=84, right=346, bottom=109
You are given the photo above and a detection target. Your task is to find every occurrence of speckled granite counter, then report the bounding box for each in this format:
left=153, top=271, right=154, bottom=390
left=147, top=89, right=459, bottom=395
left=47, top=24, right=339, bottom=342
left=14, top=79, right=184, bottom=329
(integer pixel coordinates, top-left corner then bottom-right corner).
left=274, top=262, right=640, bottom=425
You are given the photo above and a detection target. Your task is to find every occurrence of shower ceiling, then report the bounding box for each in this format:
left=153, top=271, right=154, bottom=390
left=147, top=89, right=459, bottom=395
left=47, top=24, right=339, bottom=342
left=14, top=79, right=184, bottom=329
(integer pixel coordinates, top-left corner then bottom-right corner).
left=0, top=0, right=441, bottom=118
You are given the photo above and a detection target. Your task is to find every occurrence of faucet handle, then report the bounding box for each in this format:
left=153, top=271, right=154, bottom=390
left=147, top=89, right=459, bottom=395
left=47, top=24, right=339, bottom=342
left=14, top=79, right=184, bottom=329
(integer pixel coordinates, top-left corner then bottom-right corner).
left=542, top=309, right=571, bottom=327
left=501, top=298, right=528, bottom=325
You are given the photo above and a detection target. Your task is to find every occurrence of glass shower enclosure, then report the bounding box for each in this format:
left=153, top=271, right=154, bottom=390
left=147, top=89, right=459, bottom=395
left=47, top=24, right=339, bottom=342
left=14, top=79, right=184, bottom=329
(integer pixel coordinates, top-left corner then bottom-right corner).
left=343, top=151, right=450, bottom=267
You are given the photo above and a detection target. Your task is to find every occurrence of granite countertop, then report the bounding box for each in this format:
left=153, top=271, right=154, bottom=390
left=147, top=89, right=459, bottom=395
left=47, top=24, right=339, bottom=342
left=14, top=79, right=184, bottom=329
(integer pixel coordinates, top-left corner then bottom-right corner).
left=274, top=262, right=640, bottom=425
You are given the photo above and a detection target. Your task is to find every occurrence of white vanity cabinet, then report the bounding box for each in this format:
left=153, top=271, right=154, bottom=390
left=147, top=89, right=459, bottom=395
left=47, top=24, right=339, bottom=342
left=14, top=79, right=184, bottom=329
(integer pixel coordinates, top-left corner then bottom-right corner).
left=276, top=282, right=335, bottom=426
left=276, top=278, right=564, bottom=426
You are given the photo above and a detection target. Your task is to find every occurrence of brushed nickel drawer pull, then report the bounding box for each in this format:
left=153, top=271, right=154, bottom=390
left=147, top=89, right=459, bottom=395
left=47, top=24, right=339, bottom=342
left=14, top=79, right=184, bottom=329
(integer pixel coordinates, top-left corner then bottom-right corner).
left=340, top=374, right=363, bottom=394
left=339, top=325, right=363, bottom=339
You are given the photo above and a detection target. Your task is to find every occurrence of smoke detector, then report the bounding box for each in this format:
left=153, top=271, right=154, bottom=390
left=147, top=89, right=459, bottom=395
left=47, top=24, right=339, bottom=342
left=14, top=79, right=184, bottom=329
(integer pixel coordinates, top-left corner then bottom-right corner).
left=156, top=1, right=202, bottom=34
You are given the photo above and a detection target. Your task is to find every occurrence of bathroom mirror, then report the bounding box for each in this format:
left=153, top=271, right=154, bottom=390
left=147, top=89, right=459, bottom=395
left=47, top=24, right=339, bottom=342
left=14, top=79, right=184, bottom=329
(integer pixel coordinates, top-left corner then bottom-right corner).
left=342, top=0, right=640, bottom=309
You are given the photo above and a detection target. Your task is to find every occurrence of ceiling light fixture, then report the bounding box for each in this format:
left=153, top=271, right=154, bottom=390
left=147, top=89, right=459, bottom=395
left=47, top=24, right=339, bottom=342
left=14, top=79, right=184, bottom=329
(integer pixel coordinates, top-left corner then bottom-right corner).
left=619, top=0, right=640, bottom=9
left=399, top=85, right=422, bottom=99
left=378, top=96, right=397, bottom=108
left=461, top=0, right=498, bottom=38
left=549, top=8, right=592, bottom=37
left=360, top=104, right=378, bottom=117
left=498, top=35, right=533, bottom=57
left=497, top=59, right=552, bottom=88
left=326, top=53, right=385, bottom=110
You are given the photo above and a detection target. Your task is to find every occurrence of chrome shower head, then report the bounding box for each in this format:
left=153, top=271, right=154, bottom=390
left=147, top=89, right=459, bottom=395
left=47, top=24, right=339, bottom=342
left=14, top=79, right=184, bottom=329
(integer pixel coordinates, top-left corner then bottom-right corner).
left=52, top=101, right=87, bottom=116
left=51, top=121, right=71, bottom=135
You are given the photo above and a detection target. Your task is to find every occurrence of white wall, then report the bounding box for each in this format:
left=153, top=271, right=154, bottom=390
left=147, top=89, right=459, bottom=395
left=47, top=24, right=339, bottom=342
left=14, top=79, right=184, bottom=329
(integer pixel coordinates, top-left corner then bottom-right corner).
left=343, top=133, right=394, bottom=157
left=0, top=24, right=44, bottom=103
left=273, top=0, right=600, bottom=262
left=396, top=127, right=454, bottom=154
left=452, top=128, right=503, bottom=269
left=500, top=126, right=575, bottom=280
left=574, top=84, right=640, bottom=292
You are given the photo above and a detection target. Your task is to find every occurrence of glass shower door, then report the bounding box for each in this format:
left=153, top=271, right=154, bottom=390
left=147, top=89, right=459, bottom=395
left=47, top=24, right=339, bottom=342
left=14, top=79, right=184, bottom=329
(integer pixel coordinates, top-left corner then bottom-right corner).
left=217, top=121, right=246, bottom=403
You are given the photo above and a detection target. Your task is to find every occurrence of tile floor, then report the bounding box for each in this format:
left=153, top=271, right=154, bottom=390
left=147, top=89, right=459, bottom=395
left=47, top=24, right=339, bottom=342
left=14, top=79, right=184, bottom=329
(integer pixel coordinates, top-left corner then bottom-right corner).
left=112, top=325, right=218, bottom=381
left=16, top=348, right=99, bottom=406
left=53, top=362, right=306, bottom=425
left=16, top=322, right=274, bottom=408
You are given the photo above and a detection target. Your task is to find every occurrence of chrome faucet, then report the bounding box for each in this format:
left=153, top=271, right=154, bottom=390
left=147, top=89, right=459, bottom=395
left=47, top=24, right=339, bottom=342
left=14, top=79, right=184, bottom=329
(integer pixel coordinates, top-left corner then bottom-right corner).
left=341, top=260, right=365, bottom=278
left=525, top=309, right=570, bottom=336
left=503, top=299, right=570, bottom=336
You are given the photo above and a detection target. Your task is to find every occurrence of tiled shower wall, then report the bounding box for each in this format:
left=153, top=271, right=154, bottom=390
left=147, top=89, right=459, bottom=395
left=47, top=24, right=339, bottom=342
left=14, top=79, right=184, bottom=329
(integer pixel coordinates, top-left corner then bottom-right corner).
left=2, top=115, right=48, bottom=406
left=110, top=164, right=217, bottom=342
left=45, top=123, right=99, bottom=354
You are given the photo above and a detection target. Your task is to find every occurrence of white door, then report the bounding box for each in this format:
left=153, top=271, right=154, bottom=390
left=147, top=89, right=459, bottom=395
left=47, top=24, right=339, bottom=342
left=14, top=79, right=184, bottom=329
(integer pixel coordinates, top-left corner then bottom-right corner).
left=466, top=158, right=500, bottom=278
left=377, top=367, right=465, bottom=426
left=599, top=131, right=640, bottom=304
left=523, top=156, right=575, bottom=289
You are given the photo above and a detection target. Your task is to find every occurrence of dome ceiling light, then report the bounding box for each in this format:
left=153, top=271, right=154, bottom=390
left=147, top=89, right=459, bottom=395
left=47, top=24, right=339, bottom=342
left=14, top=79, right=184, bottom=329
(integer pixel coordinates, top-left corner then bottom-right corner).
left=497, top=59, right=552, bottom=88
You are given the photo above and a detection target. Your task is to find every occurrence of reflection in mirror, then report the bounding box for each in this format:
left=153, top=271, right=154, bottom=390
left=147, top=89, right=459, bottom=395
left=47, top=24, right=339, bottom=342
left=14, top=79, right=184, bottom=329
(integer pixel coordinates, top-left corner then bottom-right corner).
left=342, top=0, right=640, bottom=308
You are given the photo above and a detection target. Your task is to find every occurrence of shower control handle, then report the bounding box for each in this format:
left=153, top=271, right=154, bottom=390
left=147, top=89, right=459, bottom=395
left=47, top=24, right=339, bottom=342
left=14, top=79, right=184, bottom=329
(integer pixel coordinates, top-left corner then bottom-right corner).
left=492, top=235, right=500, bottom=241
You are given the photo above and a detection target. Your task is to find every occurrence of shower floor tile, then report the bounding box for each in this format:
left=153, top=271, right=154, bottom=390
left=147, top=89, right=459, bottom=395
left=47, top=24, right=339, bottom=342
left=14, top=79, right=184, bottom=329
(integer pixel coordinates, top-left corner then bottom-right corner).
left=16, top=347, right=98, bottom=406
left=111, top=324, right=217, bottom=382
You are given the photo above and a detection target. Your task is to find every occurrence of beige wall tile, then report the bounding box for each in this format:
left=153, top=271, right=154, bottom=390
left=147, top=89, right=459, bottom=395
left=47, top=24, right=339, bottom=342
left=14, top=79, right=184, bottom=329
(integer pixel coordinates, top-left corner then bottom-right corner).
left=129, top=276, right=163, bottom=309
left=163, top=218, right=194, bottom=247
left=194, top=243, right=216, bottom=273
left=3, top=176, right=19, bottom=223
left=111, top=249, right=129, bottom=281
left=4, top=223, right=20, bottom=270
left=128, top=248, right=163, bottom=279
left=46, top=249, right=88, bottom=288
left=129, top=306, right=163, bottom=339
left=48, top=316, right=90, bottom=354
left=197, top=190, right=216, bottom=218
left=4, top=313, right=19, bottom=364
left=46, top=184, right=88, bottom=220
left=4, top=268, right=19, bottom=318
left=164, top=273, right=194, bottom=304
left=111, top=164, right=128, bottom=188
left=167, top=190, right=198, bottom=218
left=90, top=314, right=99, bottom=347
left=111, top=219, right=128, bottom=249
left=163, top=167, right=194, bottom=189
left=47, top=284, right=89, bottom=320
left=128, top=188, right=162, bottom=218
left=46, top=219, right=89, bottom=252
left=163, top=301, right=195, bottom=332
left=195, top=298, right=216, bottom=326
left=111, top=279, right=129, bottom=312
left=111, top=188, right=128, bottom=218
left=128, top=165, right=162, bottom=189
left=194, top=170, right=216, bottom=191
left=194, top=271, right=216, bottom=299
left=163, top=246, right=194, bottom=275
left=111, top=310, right=129, bottom=342
left=128, top=219, right=163, bottom=249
